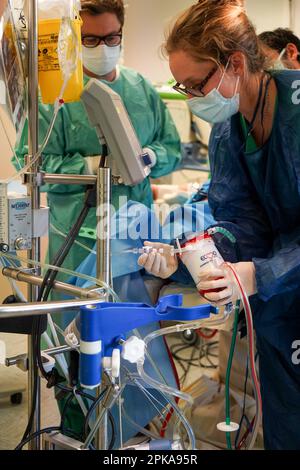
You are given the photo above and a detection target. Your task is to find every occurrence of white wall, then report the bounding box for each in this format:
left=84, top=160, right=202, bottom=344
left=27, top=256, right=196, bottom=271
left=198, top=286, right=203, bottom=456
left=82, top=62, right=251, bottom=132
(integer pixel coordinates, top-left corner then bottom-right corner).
left=245, top=0, right=290, bottom=34
left=123, top=0, right=195, bottom=83
left=123, top=0, right=292, bottom=83
left=290, top=0, right=300, bottom=36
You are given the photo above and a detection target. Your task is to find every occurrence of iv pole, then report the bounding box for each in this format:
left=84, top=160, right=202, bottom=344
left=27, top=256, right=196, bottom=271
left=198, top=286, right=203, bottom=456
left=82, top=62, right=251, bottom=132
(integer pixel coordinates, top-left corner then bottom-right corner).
left=27, top=0, right=41, bottom=450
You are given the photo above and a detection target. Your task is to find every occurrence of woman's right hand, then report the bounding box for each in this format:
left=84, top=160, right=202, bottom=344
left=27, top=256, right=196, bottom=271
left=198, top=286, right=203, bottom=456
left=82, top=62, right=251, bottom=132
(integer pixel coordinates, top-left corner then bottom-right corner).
left=138, top=241, right=178, bottom=279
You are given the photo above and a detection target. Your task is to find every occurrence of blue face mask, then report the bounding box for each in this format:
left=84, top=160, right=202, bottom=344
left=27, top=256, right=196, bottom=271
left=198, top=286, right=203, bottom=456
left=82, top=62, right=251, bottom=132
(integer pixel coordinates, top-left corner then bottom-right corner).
left=187, top=63, right=240, bottom=124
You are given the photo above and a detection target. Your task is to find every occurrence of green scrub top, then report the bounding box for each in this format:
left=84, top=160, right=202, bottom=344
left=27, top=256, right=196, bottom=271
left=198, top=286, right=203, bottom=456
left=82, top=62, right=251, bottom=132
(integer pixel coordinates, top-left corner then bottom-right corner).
left=239, top=97, right=278, bottom=197
left=13, top=66, right=181, bottom=280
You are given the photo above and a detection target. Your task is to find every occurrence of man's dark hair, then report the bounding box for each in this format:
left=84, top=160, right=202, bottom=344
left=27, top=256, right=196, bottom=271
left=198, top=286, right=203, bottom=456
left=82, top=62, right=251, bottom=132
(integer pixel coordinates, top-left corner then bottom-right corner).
left=80, top=0, right=125, bottom=27
left=259, top=28, right=300, bottom=62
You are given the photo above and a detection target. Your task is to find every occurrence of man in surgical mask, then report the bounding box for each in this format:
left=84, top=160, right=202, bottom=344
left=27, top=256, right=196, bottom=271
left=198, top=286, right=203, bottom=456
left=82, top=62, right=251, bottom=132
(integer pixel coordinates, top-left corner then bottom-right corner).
left=14, top=0, right=181, bottom=440
left=81, top=1, right=123, bottom=82
left=259, top=28, right=300, bottom=71
left=15, top=0, right=181, bottom=298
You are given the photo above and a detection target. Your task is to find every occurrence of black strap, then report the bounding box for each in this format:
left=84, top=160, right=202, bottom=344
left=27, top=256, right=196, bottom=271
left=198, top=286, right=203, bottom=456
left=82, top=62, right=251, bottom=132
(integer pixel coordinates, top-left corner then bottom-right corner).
left=260, top=74, right=273, bottom=145
left=244, top=76, right=265, bottom=141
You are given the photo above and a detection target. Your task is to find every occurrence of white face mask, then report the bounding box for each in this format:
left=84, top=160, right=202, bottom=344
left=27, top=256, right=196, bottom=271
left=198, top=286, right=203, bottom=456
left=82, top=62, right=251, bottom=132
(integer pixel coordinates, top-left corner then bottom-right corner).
left=187, top=60, right=240, bottom=124
left=268, top=48, right=287, bottom=71
left=82, top=44, right=121, bottom=76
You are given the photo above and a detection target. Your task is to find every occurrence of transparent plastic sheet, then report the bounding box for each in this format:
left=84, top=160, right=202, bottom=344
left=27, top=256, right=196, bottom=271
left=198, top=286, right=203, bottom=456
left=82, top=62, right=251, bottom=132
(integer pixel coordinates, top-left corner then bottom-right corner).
left=0, top=251, right=120, bottom=301
left=57, top=17, right=79, bottom=86
left=38, top=0, right=79, bottom=20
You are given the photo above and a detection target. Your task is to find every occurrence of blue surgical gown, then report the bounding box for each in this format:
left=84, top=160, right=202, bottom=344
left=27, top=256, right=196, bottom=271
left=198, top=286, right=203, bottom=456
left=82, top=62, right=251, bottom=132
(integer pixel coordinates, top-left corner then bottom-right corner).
left=202, top=70, right=300, bottom=450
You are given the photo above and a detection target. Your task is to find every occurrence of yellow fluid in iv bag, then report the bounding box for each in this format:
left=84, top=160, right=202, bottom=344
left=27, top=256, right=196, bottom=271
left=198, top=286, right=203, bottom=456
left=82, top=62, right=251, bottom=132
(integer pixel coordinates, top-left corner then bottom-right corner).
left=38, top=18, right=83, bottom=104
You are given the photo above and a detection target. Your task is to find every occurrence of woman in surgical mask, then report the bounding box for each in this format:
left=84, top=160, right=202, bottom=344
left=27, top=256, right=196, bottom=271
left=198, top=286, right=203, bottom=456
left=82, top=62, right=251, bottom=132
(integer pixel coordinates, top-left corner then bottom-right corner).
left=138, top=0, right=300, bottom=451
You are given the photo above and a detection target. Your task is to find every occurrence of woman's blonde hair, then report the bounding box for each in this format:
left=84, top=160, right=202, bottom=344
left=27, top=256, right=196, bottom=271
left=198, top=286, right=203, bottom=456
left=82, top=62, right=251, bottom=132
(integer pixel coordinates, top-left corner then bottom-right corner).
left=165, top=0, right=264, bottom=73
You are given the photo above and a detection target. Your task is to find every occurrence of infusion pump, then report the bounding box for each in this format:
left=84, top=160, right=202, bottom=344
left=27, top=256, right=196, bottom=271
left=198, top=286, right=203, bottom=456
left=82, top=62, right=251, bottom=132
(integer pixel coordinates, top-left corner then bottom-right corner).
left=0, top=181, right=32, bottom=251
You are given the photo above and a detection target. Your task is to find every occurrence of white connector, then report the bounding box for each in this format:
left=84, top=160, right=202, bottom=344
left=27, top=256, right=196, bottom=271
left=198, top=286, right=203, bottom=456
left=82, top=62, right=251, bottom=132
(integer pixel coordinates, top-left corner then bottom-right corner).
left=121, top=336, right=145, bottom=364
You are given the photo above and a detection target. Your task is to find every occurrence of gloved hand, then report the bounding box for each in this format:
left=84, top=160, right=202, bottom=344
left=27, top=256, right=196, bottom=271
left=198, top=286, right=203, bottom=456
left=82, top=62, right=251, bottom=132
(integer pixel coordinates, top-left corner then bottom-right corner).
left=197, top=262, right=257, bottom=307
left=138, top=241, right=178, bottom=279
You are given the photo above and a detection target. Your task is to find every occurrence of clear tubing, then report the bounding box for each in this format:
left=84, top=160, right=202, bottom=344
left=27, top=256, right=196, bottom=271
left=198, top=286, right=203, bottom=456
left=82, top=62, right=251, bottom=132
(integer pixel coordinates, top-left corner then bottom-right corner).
left=42, top=331, right=69, bottom=379
left=7, top=97, right=64, bottom=183
left=122, top=369, right=172, bottom=416
left=48, top=315, right=62, bottom=352
left=136, top=309, right=231, bottom=407
left=47, top=315, right=69, bottom=376
left=0, top=252, right=119, bottom=302
left=7, top=58, right=73, bottom=184
left=121, top=405, right=159, bottom=441
left=50, top=224, right=97, bottom=255
left=134, top=379, right=170, bottom=419
left=133, top=329, right=173, bottom=393
left=123, top=372, right=195, bottom=450
left=160, top=392, right=196, bottom=451
left=119, top=376, right=123, bottom=449
left=2, top=271, right=89, bottom=417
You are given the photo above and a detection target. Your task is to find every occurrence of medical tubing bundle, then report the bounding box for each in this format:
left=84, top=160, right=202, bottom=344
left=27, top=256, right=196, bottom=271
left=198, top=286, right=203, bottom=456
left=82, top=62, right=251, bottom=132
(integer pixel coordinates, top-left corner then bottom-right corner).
left=7, top=86, right=65, bottom=181
left=225, top=300, right=241, bottom=450
left=122, top=367, right=193, bottom=450
left=137, top=311, right=231, bottom=404
left=159, top=391, right=196, bottom=451
left=136, top=310, right=231, bottom=445
left=225, top=263, right=262, bottom=450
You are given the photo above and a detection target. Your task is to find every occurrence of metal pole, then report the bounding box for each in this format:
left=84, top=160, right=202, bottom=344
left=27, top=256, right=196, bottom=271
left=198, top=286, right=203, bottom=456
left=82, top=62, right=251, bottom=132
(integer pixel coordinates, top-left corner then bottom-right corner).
left=2, top=267, right=105, bottom=299
left=96, top=167, right=112, bottom=300
left=0, top=299, right=101, bottom=319
left=23, top=173, right=97, bottom=186
left=27, top=0, right=40, bottom=450
left=96, top=167, right=112, bottom=450
left=42, top=174, right=97, bottom=186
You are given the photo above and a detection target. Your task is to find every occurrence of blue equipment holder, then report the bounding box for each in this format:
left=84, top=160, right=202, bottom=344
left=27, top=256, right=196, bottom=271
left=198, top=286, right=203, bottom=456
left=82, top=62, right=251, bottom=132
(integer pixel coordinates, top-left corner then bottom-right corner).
left=79, top=295, right=217, bottom=389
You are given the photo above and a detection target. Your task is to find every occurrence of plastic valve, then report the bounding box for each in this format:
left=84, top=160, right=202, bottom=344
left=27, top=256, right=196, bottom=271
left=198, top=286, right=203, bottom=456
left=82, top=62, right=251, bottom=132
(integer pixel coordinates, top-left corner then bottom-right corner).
left=121, top=336, right=145, bottom=364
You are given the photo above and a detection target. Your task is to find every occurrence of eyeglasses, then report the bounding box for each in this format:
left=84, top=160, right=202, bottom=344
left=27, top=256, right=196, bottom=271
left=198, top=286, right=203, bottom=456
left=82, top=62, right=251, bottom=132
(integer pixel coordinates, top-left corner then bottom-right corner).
left=82, top=31, right=122, bottom=48
left=173, top=65, right=218, bottom=97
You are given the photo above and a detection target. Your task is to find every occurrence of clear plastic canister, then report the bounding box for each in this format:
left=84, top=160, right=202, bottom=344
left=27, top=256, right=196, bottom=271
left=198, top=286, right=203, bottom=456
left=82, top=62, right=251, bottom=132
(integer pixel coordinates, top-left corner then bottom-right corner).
left=180, top=233, right=225, bottom=297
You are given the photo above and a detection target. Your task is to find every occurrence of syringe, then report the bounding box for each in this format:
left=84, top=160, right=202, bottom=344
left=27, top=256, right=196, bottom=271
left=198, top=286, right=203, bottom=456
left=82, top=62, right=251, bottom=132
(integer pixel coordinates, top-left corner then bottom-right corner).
left=123, top=245, right=198, bottom=256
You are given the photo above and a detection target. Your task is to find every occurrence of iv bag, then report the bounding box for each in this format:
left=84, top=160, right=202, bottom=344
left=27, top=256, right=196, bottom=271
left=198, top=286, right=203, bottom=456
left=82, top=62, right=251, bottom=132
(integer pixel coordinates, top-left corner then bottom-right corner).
left=38, top=0, right=79, bottom=20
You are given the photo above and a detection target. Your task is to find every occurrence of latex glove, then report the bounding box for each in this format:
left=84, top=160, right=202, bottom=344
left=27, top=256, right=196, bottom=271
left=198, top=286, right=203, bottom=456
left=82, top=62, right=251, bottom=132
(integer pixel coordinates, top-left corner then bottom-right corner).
left=196, top=262, right=257, bottom=307
left=138, top=241, right=178, bottom=279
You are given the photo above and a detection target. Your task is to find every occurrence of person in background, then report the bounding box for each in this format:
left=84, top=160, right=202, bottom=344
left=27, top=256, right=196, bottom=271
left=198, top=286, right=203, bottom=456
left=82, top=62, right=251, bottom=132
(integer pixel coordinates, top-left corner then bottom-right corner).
left=139, top=0, right=300, bottom=450
left=13, top=0, right=181, bottom=440
left=259, top=28, right=300, bottom=70
left=14, top=0, right=181, bottom=289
